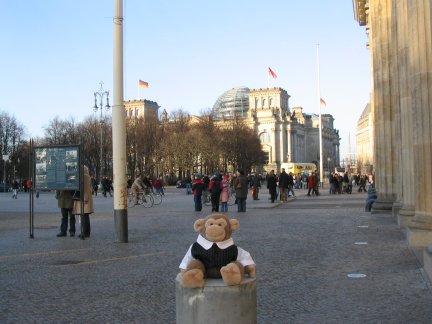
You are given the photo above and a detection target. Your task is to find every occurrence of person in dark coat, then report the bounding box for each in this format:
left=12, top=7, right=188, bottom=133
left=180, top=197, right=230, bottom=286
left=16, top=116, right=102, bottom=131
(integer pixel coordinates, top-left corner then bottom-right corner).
left=192, top=175, right=204, bottom=211
left=55, top=190, right=76, bottom=237
left=266, top=170, right=278, bottom=203
left=278, top=168, right=289, bottom=202
left=233, top=170, right=248, bottom=212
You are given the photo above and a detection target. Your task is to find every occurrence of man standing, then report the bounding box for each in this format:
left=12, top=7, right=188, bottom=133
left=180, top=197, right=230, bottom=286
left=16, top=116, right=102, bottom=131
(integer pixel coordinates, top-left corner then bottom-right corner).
left=278, top=168, right=289, bottom=202
left=267, top=170, right=278, bottom=203
left=192, top=175, right=204, bottom=211
left=209, top=173, right=223, bottom=212
left=251, top=173, right=261, bottom=200
left=233, top=170, right=248, bottom=212
left=56, top=190, right=75, bottom=237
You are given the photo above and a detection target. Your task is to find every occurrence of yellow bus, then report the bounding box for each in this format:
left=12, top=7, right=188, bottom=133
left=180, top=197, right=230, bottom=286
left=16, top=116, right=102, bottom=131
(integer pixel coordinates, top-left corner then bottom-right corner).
left=281, top=162, right=317, bottom=176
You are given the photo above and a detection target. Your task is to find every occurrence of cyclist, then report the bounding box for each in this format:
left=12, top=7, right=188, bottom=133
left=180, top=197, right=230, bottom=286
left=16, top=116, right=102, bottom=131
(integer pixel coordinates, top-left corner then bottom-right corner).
left=131, top=175, right=145, bottom=205
left=142, top=175, right=153, bottom=194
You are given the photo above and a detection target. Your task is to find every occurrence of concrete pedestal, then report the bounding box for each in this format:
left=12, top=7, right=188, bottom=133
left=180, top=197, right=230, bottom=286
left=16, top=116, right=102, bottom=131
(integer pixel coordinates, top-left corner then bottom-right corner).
left=175, top=276, right=257, bottom=324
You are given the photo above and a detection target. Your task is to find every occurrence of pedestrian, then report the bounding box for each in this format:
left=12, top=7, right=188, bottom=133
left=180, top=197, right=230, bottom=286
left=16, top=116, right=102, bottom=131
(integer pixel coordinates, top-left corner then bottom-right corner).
left=307, top=172, right=316, bottom=196
left=11, top=179, right=19, bottom=199
left=251, top=173, right=260, bottom=200
left=192, top=175, right=204, bottom=211
left=72, top=165, right=94, bottom=239
left=358, top=175, right=367, bottom=192
left=287, top=172, right=295, bottom=197
left=233, top=170, right=248, bottom=212
left=267, top=170, right=278, bottom=203
left=92, top=176, right=99, bottom=196
left=153, top=176, right=164, bottom=195
left=209, top=173, right=223, bottom=212
left=220, top=175, right=230, bottom=212
left=55, top=190, right=76, bottom=237
left=278, top=168, right=289, bottom=202
left=185, top=175, right=192, bottom=195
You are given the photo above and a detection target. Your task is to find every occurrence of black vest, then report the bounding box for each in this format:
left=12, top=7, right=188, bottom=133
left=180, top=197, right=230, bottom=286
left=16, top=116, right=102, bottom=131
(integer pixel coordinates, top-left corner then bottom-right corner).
left=191, top=242, right=238, bottom=270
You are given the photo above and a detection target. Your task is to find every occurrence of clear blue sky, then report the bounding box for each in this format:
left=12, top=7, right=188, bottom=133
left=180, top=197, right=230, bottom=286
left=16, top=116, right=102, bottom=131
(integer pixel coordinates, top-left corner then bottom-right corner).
left=0, top=0, right=370, bottom=157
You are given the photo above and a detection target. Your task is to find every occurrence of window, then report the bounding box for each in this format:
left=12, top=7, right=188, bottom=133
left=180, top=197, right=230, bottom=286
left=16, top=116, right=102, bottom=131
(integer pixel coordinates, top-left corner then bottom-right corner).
left=259, top=132, right=270, bottom=143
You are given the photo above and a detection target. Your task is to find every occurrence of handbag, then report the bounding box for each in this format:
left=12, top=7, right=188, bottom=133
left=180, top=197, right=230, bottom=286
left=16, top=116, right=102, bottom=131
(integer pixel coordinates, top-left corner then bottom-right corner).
left=72, top=190, right=81, bottom=200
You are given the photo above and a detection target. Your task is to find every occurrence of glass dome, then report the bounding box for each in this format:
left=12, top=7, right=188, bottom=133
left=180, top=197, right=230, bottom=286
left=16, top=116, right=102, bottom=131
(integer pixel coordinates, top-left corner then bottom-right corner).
left=212, top=87, right=250, bottom=119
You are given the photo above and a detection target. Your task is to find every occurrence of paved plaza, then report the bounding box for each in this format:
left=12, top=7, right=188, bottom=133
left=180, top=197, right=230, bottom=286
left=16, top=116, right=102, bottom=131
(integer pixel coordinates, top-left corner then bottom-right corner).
left=0, top=187, right=431, bottom=323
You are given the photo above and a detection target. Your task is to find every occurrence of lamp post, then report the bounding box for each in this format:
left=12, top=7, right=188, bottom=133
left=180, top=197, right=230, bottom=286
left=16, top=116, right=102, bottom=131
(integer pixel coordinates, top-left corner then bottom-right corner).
left=93, top=81, right=110, bottom=187
left=2, top=155, right=9, bottom=193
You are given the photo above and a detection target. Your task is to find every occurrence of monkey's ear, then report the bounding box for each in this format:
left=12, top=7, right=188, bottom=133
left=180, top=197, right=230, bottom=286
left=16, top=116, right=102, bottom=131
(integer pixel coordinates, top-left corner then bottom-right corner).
left=194, top=219, right=206, bottom=232
left=230, top=219, right=240, bottom=231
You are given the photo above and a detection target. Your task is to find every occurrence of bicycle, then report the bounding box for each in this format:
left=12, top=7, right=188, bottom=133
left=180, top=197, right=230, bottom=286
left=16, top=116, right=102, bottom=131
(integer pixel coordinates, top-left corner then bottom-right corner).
left=127, top=190, right=154, bottom=208
left=150, top=190, right=162, bottom=205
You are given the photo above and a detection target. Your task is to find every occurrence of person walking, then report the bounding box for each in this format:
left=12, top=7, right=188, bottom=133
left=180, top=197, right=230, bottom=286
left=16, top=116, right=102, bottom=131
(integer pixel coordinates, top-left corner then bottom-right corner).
left=56, top=190, right=76, bottom=237
left=278, top=168, right=289, bottom=202
left=185, top=175, right=192, bottom=195
left=251, top=173, right=261, bottom=200
left=11, top=179, right=19, bottom=199
left=192, top=175, right=204, bottom=211
left=267, top=170, right=278, bottom=203
left=73, top=166, right=94, bottom=239
left=233, top=170, right=248, bottom=212
left=287, top=172, right=295, bottom=197
left=153, top=176, right=164, bottom=195
left=209, top=173, right=223, bottom=212
left=220, top=175, right=231, bottom=212
left=307, top=172, right=318, bottom=196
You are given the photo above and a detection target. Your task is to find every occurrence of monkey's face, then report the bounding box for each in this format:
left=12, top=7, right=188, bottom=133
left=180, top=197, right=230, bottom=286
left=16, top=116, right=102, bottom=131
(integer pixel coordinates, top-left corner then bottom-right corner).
left=204, top=217, right=229, bottom=242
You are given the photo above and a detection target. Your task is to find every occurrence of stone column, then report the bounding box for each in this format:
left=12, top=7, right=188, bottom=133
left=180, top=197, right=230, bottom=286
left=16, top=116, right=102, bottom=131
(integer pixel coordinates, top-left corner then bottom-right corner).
left=407, top=0, right=432, bottom=247
left=396, top=0, right=416, bottom=228
left=270, top=127, right=277, bottom=168
left=390, top=0, right=403, bottom=221
left=369, top=0, right=397, bottom=213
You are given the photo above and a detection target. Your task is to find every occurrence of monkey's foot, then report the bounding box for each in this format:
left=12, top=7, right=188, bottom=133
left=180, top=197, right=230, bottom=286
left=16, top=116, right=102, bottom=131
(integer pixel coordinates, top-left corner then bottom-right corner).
left=221, top=263, right=242, bottom=285
left=180, top=269, right=205, bottom=288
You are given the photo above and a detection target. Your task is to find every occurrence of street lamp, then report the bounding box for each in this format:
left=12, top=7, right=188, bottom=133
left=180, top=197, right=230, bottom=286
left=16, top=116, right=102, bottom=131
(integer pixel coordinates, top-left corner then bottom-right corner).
left=93, top=81, right=110, bottom=187
left=2, top=155, right=9, bottom=193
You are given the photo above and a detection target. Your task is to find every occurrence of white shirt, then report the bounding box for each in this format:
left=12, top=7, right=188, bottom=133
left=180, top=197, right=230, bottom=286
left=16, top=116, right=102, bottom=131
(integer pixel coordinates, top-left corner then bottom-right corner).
left=179, top=234, right=255, bottom=270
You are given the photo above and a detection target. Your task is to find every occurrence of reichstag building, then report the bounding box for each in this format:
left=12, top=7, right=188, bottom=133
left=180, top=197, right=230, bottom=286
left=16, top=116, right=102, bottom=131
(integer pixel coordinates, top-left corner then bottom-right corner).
left=210, top=86, right=340, bottom=172
left=125, top=86, right=341, bottom=173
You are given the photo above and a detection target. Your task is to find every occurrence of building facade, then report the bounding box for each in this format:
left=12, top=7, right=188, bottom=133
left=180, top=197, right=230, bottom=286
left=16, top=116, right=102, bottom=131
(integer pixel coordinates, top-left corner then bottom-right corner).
left=212, top=87, right=341, bottom=173
left=124, top=99, right=159, bottom=120
left=356, top=103, right=374, bottom=173
left=353, top=0, right=432, bottom=281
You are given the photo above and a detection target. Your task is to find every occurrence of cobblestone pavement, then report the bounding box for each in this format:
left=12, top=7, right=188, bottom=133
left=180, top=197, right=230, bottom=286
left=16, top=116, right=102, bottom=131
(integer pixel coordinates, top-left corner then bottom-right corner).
left=0, top=188, right=431, bottom=323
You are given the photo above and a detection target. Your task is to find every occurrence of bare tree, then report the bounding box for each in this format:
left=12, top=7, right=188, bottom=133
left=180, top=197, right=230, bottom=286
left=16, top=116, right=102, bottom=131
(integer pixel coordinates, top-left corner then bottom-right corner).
left=0, top=111, right=26, bottom=182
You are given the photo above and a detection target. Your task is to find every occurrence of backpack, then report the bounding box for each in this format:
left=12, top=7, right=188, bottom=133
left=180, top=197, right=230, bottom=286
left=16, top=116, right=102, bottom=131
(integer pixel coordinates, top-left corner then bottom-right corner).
left=210, top=179, right=221, bottom=194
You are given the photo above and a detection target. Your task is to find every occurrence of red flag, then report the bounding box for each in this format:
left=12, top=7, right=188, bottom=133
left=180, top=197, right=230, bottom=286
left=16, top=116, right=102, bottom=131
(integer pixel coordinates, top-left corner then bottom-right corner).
left=139, top=80, right=149, bottom=88
left=268, top=67, right=277, bottom=79
left=320, top=98, right=326, bottom=107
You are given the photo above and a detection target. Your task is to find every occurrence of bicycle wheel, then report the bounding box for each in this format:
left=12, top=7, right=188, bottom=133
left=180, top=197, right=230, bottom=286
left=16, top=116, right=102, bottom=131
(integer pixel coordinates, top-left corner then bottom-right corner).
left=127, top=193, right=136, bottom=208
left=141, top=194, right=154, bottom=208
left=152, top=193, right=162, bottom=205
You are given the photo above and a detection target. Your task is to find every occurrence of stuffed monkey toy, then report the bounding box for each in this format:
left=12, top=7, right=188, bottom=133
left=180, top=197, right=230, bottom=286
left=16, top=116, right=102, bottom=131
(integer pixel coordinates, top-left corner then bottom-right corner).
left=179, top=213, right=256, bottom=288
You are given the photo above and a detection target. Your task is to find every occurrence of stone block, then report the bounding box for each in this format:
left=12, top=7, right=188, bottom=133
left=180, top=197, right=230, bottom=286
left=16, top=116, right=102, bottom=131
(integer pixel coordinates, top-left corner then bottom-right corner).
left=176, top=276, right=256, bottom=324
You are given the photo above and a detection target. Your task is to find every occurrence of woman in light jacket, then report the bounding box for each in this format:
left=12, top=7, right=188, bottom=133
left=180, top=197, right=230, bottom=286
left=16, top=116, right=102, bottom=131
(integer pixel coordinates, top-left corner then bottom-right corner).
left=73, top=165, right=94, bottom=238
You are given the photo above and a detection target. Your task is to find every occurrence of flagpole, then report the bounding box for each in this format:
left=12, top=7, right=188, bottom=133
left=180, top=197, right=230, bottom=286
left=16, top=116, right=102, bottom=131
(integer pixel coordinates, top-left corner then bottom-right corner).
left=317, top=44, right=324, bottom=189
